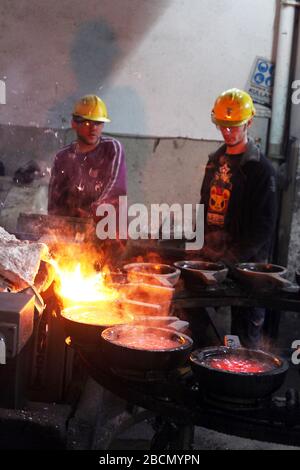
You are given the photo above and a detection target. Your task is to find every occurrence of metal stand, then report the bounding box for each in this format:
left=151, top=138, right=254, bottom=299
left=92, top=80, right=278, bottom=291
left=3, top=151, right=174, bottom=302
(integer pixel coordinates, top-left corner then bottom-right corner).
left=151, top=418, right=194, bottom=451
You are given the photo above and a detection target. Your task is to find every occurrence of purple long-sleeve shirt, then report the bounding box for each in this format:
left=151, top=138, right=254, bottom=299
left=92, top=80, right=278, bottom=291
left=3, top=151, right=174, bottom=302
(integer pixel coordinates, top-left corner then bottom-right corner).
left=48, top=137, right=127, bottom=218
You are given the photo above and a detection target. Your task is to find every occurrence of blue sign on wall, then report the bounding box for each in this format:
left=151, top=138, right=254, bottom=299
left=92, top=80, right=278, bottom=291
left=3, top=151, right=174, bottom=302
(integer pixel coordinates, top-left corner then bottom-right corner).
left=247, top=57, right=274, bottom=107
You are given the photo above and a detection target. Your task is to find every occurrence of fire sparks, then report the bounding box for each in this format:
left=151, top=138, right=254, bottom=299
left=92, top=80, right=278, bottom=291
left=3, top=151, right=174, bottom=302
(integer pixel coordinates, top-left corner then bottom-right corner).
left=76, top=182, right=84, bottom=192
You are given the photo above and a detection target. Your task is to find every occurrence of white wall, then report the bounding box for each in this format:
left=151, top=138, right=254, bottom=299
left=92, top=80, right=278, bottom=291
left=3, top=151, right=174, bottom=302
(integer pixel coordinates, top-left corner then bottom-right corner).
left=0, top=0, right=276, bottom=139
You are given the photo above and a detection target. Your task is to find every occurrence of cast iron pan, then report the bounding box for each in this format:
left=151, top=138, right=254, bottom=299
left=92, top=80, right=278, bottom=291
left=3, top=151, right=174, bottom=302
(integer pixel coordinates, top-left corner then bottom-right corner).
left=190, top=346, right=288, bottom=400
left=100, top=325, right=193, bottom=371
left=61, top=302, right=133, bottom=345
left=234, top=263, right=290, bottom=289
left=174, top=260, right=228, bottom=286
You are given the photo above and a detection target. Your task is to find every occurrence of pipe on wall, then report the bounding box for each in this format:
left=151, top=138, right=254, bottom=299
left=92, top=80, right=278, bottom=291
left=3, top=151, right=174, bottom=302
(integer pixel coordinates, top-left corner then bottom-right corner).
left=268, top=0, right=297, bottom=161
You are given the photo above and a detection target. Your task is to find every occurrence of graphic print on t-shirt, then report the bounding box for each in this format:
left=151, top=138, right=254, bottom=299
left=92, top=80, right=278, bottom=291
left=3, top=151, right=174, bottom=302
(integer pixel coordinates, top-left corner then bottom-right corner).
left=207, top=155, right=233, bottom=227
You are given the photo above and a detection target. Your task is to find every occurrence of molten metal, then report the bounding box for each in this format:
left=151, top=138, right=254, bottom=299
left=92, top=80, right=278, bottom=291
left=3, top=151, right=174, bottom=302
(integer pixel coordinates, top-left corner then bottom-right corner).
left=204, top=355, right=275, bottom=374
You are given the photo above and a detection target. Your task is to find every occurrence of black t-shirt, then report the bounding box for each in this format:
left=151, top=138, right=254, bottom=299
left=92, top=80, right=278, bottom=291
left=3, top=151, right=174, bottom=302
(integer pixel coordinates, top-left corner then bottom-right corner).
left=200, top=142, right=277, bottom=262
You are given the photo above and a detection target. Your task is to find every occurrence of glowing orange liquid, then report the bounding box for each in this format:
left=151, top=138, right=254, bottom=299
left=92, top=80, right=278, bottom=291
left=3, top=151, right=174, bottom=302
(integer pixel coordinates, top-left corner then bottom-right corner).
left=112, top=331, right=180, bottom=350
left=62, top=305, right=132, bottom=326
left=205, top=356, right=274, bottom=374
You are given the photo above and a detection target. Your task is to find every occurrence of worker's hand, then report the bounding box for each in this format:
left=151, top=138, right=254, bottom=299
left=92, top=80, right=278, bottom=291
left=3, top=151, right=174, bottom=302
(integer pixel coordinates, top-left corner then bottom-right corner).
left=77, top=208, right=91, bottom=218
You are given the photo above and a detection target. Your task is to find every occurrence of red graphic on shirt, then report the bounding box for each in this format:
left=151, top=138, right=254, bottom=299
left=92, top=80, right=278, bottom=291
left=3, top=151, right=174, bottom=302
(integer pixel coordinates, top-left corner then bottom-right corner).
left=207, top=157, right=233, bottom=226
left=209, top=185, right=230, bottom=213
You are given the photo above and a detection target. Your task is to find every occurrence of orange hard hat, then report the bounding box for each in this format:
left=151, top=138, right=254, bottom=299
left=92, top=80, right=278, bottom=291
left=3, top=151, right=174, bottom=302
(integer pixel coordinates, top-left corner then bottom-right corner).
left=211, top=88, right=255, bottom=127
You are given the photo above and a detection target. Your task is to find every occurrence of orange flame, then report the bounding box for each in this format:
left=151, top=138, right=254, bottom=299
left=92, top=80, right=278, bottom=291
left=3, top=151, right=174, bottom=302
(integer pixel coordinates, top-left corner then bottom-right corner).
left=51, top=260, right=118, bottom=306
left=48, top=243, right=119, bottom=310
left=49, top=246, right=173, bottom=327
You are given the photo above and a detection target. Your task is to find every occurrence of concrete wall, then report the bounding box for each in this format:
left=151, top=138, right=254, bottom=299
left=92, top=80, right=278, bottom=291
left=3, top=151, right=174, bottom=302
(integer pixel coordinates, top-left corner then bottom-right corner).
left=286, top=148, right=300, bottom=278
left=0, top=0, right=277, bottom=233
left=0, top=0, right=276, bottom=139
left=290, top=14, right=300, bottom=140
left=286, top=16, right=300, bottom=275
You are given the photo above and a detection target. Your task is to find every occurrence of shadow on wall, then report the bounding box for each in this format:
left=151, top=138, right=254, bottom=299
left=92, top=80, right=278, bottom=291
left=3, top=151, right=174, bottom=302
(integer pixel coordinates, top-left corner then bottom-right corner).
left=48, top=0, right=172, bottom=132
left=51, top=19, right=121, bottom=123
left=0, top=1, right=173, bottom=179
left=48, top=19, right=147, bottom=138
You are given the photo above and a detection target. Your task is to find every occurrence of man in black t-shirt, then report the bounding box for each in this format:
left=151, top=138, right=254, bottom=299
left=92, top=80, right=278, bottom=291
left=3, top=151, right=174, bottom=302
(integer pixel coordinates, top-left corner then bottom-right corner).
left=199, top=88, right=277, bottom=348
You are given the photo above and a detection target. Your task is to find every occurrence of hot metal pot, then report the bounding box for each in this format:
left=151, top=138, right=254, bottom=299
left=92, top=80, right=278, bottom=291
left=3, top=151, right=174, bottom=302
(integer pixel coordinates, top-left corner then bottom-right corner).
left=235, top=263, right=290, bottom=289
left=190, top=346, right=289, bottom=400
left=174, top=260, right=228, bottom=286
left=61, top=302, right=134, bottom=345
left=100, top=325, right=193, bottom=371
left=123, top=263, right=180, bottom=287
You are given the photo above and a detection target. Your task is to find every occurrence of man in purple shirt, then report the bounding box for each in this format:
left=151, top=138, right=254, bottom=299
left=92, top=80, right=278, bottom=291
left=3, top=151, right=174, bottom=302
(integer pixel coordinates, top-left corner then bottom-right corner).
left=48, top=94, right=127, bottom=220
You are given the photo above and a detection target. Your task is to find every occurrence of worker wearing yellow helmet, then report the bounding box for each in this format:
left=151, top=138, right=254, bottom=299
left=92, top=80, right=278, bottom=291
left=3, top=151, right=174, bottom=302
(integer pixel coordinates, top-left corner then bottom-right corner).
left=48, top=94, right=127, bottom=220
left=199, top=88, right=277, bottom=348
left=211, top=88, right=256, bottom=127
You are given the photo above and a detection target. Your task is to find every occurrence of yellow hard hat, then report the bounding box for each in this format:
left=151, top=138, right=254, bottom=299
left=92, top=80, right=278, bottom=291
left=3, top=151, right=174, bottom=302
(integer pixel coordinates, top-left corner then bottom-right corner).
left=211, top=88, right=255, bottom=127
left=73, top=94, right=111, bottom=122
